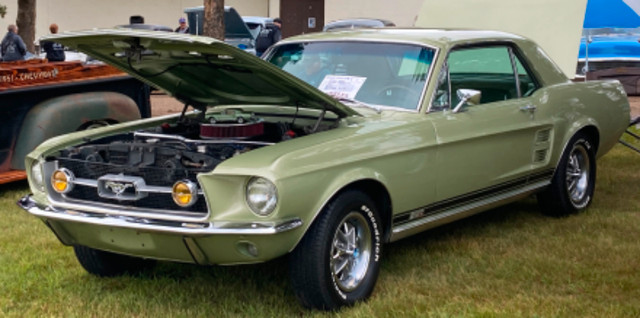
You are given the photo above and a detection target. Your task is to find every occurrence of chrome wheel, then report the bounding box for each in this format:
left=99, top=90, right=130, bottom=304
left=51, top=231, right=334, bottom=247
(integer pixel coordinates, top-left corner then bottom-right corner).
left=330, top=211, right=372, bottom=292
left=565, top=144, right=590, bottom=206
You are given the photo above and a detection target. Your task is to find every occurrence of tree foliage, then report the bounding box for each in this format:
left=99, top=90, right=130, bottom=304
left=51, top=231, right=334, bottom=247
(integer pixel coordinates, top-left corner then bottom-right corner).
left=203, top=0, right=224, bottom=40
left=0, top=4, right=7, bottom=18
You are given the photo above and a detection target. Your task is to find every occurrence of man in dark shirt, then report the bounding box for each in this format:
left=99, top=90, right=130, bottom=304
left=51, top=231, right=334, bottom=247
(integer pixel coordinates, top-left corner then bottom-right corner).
left=255, top=18, right=282, bottom=57
left=41, top=24, right=65, bottom=62
left=1, top=24, right=27, bottom=62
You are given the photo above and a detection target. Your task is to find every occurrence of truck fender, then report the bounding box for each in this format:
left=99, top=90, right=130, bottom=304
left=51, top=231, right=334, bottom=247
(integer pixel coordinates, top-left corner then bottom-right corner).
left=11, top=92, right=141, bottom=170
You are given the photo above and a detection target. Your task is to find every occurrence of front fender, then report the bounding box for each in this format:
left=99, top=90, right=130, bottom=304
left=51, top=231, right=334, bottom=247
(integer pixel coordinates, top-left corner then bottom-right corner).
left=11, top=92, right=141, bottom=169
left=278, top=166, right=391, bottom=251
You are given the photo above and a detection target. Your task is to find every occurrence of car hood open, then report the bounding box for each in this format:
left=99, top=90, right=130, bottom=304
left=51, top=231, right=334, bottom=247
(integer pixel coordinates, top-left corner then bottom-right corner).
left=40, top=29, right=359, bottom=117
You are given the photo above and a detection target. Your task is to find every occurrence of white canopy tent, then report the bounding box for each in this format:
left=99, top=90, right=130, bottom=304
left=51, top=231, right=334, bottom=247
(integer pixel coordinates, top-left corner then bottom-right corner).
left=415, top=0, right=587, bottom=79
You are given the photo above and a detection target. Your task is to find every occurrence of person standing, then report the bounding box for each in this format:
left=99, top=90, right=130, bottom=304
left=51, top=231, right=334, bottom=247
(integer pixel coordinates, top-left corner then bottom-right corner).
left=1, top=24, right=27, bottom=62
left=41, top=23, right=65, bottom=62
left=175, top=17, right=190, bottom=34
left=255, top=18, right=282, bottom=57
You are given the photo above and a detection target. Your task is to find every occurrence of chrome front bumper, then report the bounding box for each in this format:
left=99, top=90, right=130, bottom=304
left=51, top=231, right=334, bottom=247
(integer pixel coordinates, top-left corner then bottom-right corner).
left=18, top=194, right=303, bottom=236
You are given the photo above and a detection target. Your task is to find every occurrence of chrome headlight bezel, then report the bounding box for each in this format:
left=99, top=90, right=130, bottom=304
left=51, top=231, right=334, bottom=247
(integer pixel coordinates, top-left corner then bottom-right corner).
left=246, top=177, right=278, bottom=216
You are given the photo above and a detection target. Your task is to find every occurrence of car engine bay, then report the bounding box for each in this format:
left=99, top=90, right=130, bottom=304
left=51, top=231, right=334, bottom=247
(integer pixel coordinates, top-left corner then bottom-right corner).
left=51, top=110, right=338, bottom=184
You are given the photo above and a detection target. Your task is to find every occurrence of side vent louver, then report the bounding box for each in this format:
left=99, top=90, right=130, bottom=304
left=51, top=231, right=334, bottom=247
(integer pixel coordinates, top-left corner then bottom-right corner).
left=536, top=129, right=551, bottom=143
left=534, top=149, right=548, bottom=163
left=533, top=129, right=551, bottom=164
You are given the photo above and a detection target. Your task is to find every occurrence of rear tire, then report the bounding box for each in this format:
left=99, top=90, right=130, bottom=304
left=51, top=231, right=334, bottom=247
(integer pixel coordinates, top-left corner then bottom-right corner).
left=73, top=245, right=155, bottom=277
left=289, top=190, right=383, bottom=310
left=538, top=132, right=596, bottom=216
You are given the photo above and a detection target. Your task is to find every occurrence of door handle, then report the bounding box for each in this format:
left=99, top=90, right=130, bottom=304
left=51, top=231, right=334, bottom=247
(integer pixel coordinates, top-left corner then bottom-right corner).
left=520, top=104, right=537, bottom=113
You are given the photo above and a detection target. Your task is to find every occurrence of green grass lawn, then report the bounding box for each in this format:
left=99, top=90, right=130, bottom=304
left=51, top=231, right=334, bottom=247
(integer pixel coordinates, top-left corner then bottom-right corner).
left=1, top=144, right=639, bottom=317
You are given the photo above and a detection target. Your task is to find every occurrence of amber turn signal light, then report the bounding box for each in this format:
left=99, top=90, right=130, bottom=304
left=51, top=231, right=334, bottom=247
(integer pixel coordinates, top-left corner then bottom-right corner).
left=172, top=180, right=198, bottom=207
left=51, top=168, right=74, bottom=194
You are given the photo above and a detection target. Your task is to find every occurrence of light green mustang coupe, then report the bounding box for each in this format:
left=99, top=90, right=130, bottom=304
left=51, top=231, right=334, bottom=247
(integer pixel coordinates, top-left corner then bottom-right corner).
left=19, top=28, right=630, bottom=310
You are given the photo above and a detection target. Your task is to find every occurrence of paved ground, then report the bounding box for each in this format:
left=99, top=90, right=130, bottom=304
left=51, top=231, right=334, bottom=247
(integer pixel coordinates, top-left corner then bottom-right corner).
left=150, top=92, right=640, bottom=119
left=150, top=92, right=184, bottom=117
left=630, top=96, right=640, bottom=119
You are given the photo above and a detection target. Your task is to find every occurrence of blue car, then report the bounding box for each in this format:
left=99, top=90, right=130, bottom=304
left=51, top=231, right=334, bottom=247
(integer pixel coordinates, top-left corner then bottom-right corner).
left=577, top=28, right=640, bottom=74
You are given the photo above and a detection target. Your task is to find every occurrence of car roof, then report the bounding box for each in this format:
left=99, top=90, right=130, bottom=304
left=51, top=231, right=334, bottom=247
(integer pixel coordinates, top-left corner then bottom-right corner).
left=277, top=28, right=568, bottom=86
left=116, top=24, right=173, bottom=32
left=323, top=18, right=395, bottom=31
left=242, top=16, right=273, bottom=24
left=282, top=28, right=527, bottom=49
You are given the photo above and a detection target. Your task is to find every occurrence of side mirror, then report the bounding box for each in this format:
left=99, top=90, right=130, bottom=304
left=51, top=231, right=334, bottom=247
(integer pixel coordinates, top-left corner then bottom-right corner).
left=452, top=89, right=482, bottom=113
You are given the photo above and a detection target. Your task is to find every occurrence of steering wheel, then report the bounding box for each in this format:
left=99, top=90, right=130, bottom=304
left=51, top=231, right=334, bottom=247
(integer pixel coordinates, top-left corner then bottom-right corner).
left=376, top=85, right=420, bottom=102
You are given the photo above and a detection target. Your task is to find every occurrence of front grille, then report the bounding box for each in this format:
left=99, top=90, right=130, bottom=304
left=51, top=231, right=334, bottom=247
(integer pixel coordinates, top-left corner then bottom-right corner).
left=54, top=158, right=208, bottom=215
left=57, top=158, right=202, bottom=186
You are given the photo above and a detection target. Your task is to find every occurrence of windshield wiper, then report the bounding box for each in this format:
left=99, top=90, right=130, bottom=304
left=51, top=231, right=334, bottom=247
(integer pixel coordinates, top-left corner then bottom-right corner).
left=336, top=97, right=382, bottom=114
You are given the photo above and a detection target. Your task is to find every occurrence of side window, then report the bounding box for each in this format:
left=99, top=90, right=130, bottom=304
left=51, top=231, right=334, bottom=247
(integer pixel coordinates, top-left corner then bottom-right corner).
left=514, top=55, right=538, bottom=97
left=431, top=63, right=450, bottom=110
left=430, top=45, right=539, bottom=112
left=448, top=46, right=516, bottom=106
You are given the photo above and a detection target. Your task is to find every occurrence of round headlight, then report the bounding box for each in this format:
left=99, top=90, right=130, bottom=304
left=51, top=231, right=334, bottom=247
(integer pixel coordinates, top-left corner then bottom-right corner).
left=172, top=180, right=198, bottom=207
left=31, top=163, right=44, bottom=191
left=51, top=168, right=74, bottom=194
left=246, top=177, right=278, bottom=216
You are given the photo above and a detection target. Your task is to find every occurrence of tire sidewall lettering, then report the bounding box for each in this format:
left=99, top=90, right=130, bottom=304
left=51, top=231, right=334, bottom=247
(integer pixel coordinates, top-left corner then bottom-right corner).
left=360, top=204, right=381, bottom=263
left=331, top=276, right=348, bottom=300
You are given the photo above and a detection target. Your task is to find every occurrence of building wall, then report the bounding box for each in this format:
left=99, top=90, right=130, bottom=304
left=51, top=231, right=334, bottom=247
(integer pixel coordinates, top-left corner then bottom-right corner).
left=0, top=0, right=423, bottom=50
left=1, top=0, right=269, bottom=45
left=324, top=0, right=423, bottom=27
left=1, top=1, right=19, bottom=35
left=269, top=0, right=280, bottom=19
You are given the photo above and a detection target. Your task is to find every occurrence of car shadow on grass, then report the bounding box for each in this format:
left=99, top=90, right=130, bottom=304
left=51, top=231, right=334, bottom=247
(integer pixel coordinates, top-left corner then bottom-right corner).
left=0, top=179, right=29, bottom=194
left=70, top=255, right=305, bottom=315
left=382, top=196, right=547, bottom=271
left=60, top=197, right=547, bottom=314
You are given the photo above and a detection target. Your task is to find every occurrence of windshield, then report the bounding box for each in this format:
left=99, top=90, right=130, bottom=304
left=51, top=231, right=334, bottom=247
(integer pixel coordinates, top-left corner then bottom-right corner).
left=583, top=27, right=640, bottom=37
left=245, top=23, right=262, bottom=39
left=267, top=41, right=435, bottom=110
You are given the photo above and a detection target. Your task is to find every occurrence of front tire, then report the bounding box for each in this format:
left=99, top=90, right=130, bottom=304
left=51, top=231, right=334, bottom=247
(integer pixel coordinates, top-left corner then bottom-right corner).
left=289, top=190, right=383, bottom=310
left=73, top=245, right=155, bottom=277
left=538, top=132, right=596, bottom=216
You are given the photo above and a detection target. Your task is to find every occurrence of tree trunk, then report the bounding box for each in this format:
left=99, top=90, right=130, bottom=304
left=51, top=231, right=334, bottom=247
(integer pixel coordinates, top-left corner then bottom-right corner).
left=16, top=0, right=36, bottom=53
left=203, top=0, right=224, bottom=40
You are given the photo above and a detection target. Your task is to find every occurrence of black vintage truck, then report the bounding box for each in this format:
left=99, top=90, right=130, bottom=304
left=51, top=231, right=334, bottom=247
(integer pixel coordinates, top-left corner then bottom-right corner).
left=0, top=59, right=151, bottom=184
